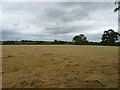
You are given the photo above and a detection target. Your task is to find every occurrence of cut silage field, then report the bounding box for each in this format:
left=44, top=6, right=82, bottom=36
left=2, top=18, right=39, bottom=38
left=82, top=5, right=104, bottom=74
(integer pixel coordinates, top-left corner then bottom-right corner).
left=2, top=45, right=118, bottom=88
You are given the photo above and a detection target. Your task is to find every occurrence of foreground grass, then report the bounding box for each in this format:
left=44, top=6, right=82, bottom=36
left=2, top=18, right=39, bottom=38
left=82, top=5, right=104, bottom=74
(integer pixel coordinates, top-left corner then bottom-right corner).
left=2, top=45, right=118, bottom=88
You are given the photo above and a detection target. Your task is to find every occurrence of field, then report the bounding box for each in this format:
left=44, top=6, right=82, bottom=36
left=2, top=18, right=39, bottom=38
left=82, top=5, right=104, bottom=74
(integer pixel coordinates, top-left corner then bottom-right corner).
left=2, top=45, right=118, bottom=88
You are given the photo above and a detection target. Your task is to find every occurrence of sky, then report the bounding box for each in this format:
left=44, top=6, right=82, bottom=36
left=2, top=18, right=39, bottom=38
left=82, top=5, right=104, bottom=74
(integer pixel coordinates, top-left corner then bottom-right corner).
left=1, top=2, right=118, bottom=42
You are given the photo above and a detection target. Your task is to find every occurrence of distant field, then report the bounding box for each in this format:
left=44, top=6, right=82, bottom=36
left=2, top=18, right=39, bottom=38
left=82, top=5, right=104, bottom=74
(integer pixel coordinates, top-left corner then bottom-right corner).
left=2, top=45, right=118, bottom=88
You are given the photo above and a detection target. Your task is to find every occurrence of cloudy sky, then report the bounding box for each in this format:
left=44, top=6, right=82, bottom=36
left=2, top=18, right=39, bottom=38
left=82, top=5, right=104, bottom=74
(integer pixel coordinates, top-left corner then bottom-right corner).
left=1, top=2, right=118, bottom=41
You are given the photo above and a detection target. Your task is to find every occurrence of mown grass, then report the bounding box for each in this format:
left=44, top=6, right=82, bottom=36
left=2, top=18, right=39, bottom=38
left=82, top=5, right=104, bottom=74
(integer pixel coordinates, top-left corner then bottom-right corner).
left=2, top=45, right=118, bottom=88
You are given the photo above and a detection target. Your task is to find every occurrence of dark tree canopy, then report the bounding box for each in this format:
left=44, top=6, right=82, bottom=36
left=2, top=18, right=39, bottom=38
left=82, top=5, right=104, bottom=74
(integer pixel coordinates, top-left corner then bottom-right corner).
left=101, top=29, right=120, bottom=44
left=114, top=1, right=120, bottom=12
left=73, top=34, right=88, bottom=45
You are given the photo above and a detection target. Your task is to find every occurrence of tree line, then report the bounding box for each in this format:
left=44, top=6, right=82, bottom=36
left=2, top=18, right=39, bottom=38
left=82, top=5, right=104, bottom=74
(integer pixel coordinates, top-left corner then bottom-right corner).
left=73, top=29, right=120, bottom=46
left=1, top=29, right=120, bottom=46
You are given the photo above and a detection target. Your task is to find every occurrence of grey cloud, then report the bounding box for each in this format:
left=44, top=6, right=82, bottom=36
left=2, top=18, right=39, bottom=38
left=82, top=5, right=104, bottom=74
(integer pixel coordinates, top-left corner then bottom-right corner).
left=43, top=3, right=90, bottom=23
left=45, top=25, right=91, bottom=34
left=2, top=30, right=53, bottom=41
left=2, top=30, right=22, bottom=40
left=2, top=30, right=20, bottom=36
left=2, top=2, right=118, bottom=41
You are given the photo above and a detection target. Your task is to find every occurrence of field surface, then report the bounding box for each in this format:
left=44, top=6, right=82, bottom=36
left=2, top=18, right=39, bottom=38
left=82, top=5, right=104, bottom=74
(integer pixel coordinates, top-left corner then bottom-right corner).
left=2, top=45, right=118, bottom=88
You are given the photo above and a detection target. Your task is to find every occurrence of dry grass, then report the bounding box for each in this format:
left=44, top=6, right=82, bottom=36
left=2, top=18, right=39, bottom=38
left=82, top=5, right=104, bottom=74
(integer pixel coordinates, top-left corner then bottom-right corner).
left=2, top=45, right=118, bottom=88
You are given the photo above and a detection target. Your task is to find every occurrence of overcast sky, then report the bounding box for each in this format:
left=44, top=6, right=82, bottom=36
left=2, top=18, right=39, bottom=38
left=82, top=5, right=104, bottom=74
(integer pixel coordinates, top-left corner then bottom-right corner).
left=1, top=2, right=118, bottom=41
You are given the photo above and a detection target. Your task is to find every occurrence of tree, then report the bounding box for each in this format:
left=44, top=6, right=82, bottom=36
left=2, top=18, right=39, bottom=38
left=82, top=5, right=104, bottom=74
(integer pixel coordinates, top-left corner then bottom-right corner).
left=73, top=34, right=88, bottom=45
left=101, top=29, right=120, bottom=44
left=114, top=0, right=120, bottom=12
left=54, top=39, right=58, bottom=43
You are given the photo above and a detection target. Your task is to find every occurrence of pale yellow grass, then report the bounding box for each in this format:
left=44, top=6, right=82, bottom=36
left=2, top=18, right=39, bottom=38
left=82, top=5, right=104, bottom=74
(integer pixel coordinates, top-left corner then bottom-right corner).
left=2, top=45, right=118, bottom=88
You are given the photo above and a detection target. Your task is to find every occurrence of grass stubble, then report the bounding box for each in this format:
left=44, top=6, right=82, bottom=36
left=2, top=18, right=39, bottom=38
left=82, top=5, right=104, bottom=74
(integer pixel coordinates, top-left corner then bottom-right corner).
left=2, top=45, right=118, bottom=88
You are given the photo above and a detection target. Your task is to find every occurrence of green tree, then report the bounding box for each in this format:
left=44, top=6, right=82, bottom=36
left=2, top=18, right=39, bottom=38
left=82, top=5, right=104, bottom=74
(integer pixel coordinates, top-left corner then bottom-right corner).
left=73, top=34, right=88, bottom=45
left=101, top=29, right=120, bottom=44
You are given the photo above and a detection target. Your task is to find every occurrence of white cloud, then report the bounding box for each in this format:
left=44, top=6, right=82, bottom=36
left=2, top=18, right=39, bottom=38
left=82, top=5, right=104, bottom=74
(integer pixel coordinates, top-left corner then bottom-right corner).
left=2, top=2, right=118, bottom=41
